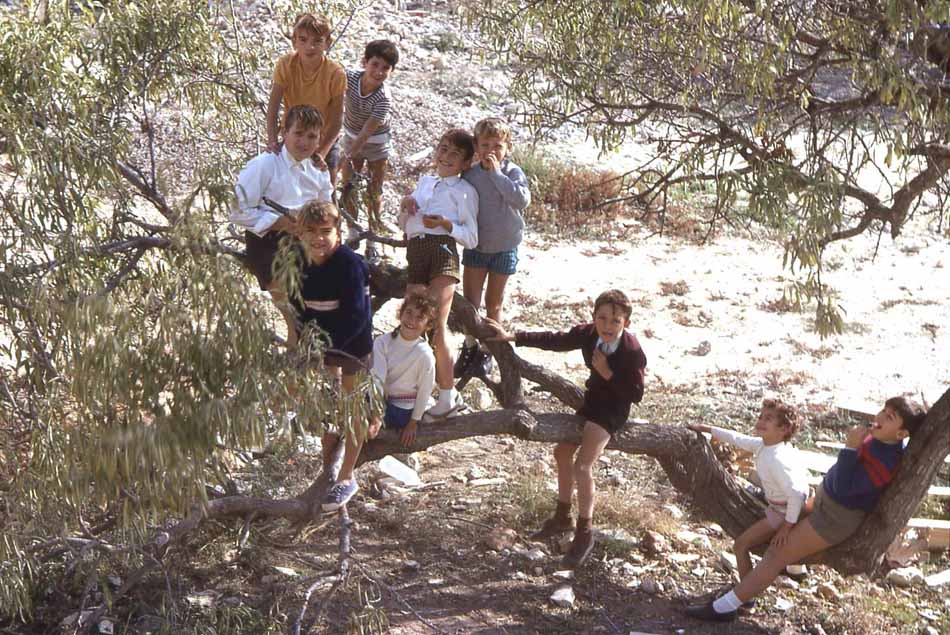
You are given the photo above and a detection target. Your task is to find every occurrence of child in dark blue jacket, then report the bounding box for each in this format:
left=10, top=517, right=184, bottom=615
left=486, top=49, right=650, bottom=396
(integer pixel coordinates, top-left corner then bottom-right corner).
left=686, top=396, right=928, bottom=622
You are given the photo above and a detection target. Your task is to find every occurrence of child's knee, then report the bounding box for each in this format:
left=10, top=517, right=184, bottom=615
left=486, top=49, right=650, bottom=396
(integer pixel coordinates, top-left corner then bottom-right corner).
left=572, top=457, right=594, bottom=478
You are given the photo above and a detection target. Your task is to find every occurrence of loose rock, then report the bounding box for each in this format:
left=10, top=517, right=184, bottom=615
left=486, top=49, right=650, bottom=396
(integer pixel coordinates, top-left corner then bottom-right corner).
left=886, top=566, right=924, bottom=588
left=550, top=585, right=575, bottom=607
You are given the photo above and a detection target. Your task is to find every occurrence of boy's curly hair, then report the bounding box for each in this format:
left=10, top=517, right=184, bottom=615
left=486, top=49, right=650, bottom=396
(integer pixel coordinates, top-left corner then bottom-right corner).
left=292, top=13, right=331, bottom=40
left=885, top=396, right=928, bottom=437
left=364, top=39, right=399, bottom=68
left=593, top=289, right=633, bottom=319
left=762, top=398, right=801, bottom=441
left=440, top=128, right=476, bottom=162
left=283, top=105, right=323, bottom=133
left=473, top=117, right=512, bottom=146
left=298, top=200, right=341, bottom=229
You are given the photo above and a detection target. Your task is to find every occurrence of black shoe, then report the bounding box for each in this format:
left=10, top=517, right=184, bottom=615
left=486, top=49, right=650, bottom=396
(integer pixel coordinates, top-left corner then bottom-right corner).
left=453, top=342, right=478, bottom=378
left=529, top=515, right=574, bottom=540
left=685, top=600, right=737, bottom=622
left=738, top=599, right=756, bottom=615
left=470, top=347, right=493, bottom=379
left=561, top=530, right=594, bottom=569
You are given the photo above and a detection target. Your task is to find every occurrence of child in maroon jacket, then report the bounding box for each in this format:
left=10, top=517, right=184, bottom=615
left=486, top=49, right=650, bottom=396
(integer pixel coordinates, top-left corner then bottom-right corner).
left=487, top=289, right=647, bottom=568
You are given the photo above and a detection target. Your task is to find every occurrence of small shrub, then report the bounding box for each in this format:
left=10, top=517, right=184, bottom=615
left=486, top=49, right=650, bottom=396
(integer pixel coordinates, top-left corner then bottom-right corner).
left=513, top=148, right=626, bottom=235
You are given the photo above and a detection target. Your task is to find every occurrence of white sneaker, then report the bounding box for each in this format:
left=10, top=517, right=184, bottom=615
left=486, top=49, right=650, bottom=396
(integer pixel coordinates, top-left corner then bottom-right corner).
left=424, top=392, right=467, bottom=420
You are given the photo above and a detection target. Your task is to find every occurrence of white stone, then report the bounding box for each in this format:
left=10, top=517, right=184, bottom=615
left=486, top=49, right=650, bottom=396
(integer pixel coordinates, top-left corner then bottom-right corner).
left=273, top=566, right=298, bottom=577
left=550, top=585, right=575, bottom=608
left=664, top=504, right=684, bottom=519
left=553, top=570, right=574, bottom=580
left=774, top=597, right=794, bottom=611
left=523, top=548, right=546, bottom=561
left=886, top=566, right=925, bottom=588
left=719, top=551, right=738, bottom=572
left=925, top=568, right=950, bottom=588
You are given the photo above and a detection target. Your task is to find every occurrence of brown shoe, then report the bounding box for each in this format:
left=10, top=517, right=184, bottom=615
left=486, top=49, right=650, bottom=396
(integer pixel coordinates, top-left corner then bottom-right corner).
left=561, top=517, right=594, bottom=569
left=530, top=500, right=573, bottom=539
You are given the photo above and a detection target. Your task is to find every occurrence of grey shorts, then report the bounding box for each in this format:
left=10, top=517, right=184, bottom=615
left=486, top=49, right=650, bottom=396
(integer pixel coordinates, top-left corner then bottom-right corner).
left=808, top=484, right=867, bottom=545
left=342, top=133, right=393, bottom=163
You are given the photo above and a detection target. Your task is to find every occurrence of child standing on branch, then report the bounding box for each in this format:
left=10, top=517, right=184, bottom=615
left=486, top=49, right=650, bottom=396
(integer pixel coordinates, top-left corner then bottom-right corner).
left=286, top=201, right=373, bottom=512
left=486, top=289, right=647, bottom=568
left=688, top=399, right=810, bottom=611
left=686, top=396, right=927, bottom=622
left=339, top=39, right=399, bottom=236
left=454, top=117, right=531, bottom=381
left=398, top=129, right=479, bottom=418
left=231, top=105, right=333, bottom=347
left=267, top=14, right=346, bottom=184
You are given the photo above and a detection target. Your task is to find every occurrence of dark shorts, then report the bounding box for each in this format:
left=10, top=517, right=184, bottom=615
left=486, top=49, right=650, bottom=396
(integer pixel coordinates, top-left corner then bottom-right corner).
left=244, top=230, right=295, bottom=290
left=406, top=234, right=460, bottom=284
left=808, top=484, right=867, bottom=546
left=383, top=402, right=413, bottom=429
left=323, top=352, right=370, bottom=376
left=462, top=248, right=519, bottom=276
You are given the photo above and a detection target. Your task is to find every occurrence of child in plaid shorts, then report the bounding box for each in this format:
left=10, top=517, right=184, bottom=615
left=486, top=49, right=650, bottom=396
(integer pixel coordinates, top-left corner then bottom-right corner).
left=398, top=129, right=478, bottom=417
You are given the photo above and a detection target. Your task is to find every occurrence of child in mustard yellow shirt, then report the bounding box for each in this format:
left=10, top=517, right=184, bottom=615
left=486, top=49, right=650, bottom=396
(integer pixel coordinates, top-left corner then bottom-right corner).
left=266, top=13, right=346, bottom=183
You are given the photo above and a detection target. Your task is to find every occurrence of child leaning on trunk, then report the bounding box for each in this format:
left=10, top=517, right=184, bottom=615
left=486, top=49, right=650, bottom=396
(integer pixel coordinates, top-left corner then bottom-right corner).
left=688, top=399, right=810, bottom=613
left=486, top=289, right=647, bottom=568
left=685, top=396, right=928, bottom=622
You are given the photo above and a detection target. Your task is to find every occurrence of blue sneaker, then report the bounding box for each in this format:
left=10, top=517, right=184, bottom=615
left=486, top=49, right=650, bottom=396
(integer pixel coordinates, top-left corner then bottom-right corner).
left=322, top=480, right=359, bottom=512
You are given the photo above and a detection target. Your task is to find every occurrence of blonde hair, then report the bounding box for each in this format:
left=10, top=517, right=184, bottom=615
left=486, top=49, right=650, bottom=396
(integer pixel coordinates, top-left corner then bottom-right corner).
left=473, top=117, right=512, bottom=146
left=291, top=13, right=331, bottom=40
left=298, top=200, right=341, bottom=229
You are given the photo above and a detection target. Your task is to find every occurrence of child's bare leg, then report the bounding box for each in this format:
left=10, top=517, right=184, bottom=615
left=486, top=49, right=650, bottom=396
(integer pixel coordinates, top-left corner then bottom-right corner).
left=573, top=422, right=611, bottom=519
left=483, top=272, right=511, bottom=323
left=734, top=518, right=778, bottom=580
left=366, top=158, right=387, bottom=233
left=336, top=372, right=363, bottom=482
left=733, top=518, right=830, bottom=602
left=553, top=442, right=577, bottom=503
left=340, top=157, right=365, bottom=222
left=428, top=275, right=457, bottom=391
left=462, top=266, right=488, bottom=312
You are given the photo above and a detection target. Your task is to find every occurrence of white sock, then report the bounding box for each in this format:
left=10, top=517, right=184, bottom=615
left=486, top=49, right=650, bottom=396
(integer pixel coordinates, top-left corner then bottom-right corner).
left=464, top=334, right=476, bottom=347
left=785, top=564, right=807, bottom=575
left=713, top=590, right=742, bottom=614
left=438, top=388, right=456, bottom=409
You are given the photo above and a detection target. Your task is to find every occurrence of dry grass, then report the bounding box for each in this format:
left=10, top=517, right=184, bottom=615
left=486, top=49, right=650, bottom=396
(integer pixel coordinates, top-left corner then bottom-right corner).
left=659, top=280, right=690, bottom=296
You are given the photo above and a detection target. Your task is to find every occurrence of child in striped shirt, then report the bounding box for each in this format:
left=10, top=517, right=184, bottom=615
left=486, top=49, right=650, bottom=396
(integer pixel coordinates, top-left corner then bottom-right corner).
left=339, top=40, right=399, bottom=236
left=367, top=293, right=438, bottom=447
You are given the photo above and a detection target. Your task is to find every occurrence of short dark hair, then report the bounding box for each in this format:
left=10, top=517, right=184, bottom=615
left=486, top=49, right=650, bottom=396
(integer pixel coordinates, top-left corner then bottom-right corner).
left=761, top=398, right=801, bottom=441
left=440, top=128, right=475, bottom=162
left=364, top=39, right=399, bottom=68
left=283, top=105, right=323, bottom=133
left=298, top=200, right=341, bottom=229
left=885, top=396, right=927, bottom=437
left=593, top=289, right=633, bottom=320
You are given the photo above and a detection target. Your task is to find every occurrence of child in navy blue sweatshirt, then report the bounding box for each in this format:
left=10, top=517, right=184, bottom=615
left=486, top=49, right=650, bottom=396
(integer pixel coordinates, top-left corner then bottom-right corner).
left=686, top=395, right=928, bottom=623
left=287, top=201, right=373, bottom=512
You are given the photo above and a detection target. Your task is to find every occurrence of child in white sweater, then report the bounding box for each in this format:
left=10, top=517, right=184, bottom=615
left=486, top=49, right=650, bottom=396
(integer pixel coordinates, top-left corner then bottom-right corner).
left=367, top=293, right=438, bottom=446
left=689, top=398, right=809, bottom=606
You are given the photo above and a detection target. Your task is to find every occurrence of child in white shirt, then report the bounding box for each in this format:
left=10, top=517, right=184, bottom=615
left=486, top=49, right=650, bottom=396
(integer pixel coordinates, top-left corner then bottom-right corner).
left=689, top=398, right=809, bottom=603
left=398, top=129, right=478, bottom=417
left=367, top=293, right=438, bottom=447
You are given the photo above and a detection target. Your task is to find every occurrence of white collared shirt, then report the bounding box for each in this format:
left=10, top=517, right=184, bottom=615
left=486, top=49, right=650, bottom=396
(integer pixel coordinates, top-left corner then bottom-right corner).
left=230, top=146, right=333, bottom=237
left=595, top=336, right=621, bottom=355
left=399, top=174, right=479, bottom=249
